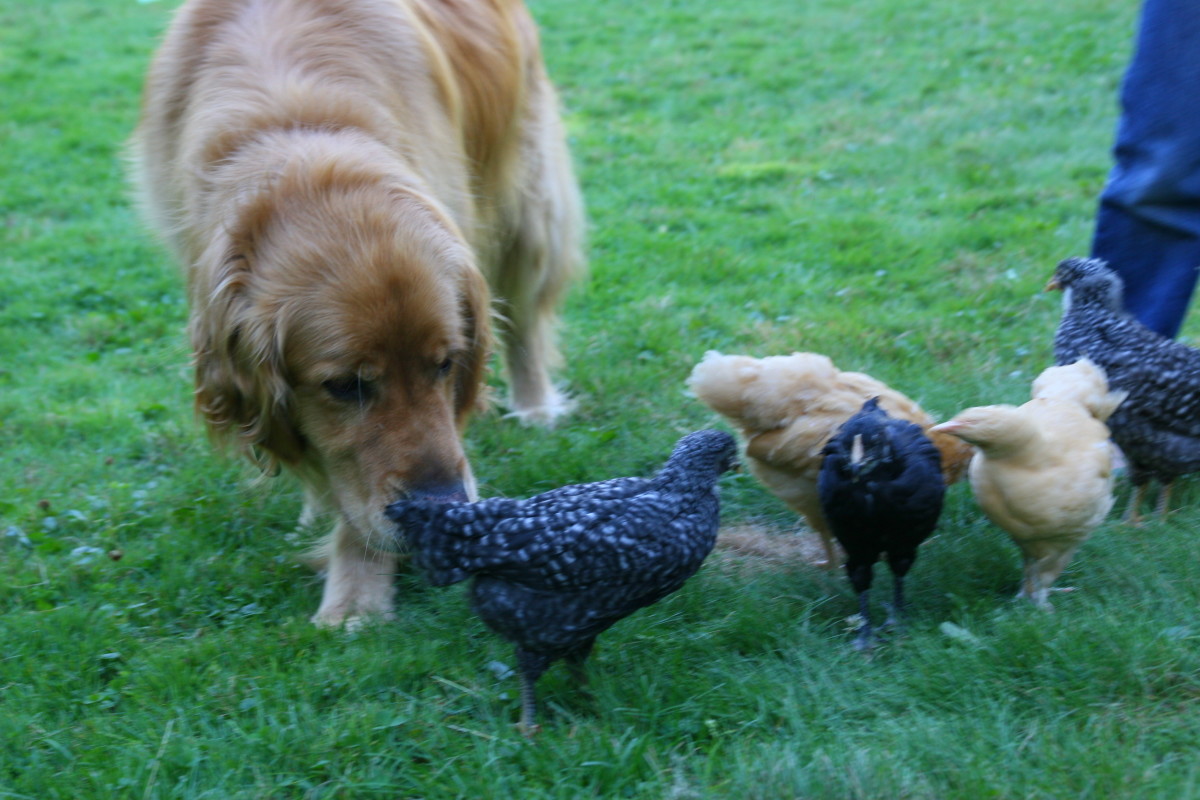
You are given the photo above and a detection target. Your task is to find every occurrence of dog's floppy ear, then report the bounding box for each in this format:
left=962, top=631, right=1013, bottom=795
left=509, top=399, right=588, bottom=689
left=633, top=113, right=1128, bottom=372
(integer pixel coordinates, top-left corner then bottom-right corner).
left=453, top=261, right=494, bottom=426
left=190, top=234, right=307, bottom=468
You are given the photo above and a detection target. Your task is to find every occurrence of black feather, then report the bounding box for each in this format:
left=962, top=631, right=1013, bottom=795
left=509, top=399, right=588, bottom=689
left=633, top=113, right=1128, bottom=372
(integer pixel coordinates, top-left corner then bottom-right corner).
left=384, top=428, right=738, bottom=731
left=817, top=397, right=945, bottom=650
left=1051, top=257, right=1200, bottom=491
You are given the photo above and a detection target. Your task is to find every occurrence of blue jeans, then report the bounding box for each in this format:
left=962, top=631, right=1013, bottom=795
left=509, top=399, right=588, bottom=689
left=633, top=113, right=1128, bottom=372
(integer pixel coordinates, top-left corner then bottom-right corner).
left=1091, top=0, right=1200, bottom=339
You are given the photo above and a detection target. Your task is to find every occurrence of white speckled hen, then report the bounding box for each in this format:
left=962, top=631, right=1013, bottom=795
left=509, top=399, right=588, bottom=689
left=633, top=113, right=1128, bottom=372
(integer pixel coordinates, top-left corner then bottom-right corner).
left=384, top=429, right=738, bottom=735
left=1049, top=256, right=1200, bottom=521
left=818, top=397, right=945, bottom=650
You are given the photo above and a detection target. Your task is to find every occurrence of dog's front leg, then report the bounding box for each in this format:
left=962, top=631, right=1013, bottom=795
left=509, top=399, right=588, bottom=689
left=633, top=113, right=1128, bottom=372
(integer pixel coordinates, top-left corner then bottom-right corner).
left=311, top=519, right=396, bottom=628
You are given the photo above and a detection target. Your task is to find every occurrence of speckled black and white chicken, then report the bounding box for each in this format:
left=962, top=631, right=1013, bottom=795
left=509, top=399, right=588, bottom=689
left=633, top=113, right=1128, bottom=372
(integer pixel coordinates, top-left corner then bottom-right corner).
left=1049, top=256, right=1200, bottom=520
left=384, top=429, right=738, bottom=734
left=817, top=397, right=945, bottom=650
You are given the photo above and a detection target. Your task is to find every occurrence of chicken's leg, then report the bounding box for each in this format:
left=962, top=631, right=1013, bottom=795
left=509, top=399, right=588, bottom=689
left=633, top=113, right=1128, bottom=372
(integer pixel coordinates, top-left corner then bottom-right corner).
left=1017, top=556, right=1049, bottom=609
left=1124, top=482, right=1150, bottom=525
left=883, top=574, right=906, bottom=632
left=1020, top=551, right=1079, bottom=611
left=515, top=647, right=552, bottom=737
left=810, top=519, right=841, bottom=569
left=1156, top=480, right=1174, bottom=516
left=882, top=553, right=916, bottom=633
left=853, top=589, right=873, bottom=651
left=846, top=560, right=875, bottom=650
left=564, top=637, right=595, bottom=688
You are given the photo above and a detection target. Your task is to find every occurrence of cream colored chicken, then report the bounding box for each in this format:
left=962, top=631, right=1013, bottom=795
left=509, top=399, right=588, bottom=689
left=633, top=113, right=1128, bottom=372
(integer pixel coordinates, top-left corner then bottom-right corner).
left=687, top=351, right=973, bottom=566
left=931, top=359, right=1126, bottom=608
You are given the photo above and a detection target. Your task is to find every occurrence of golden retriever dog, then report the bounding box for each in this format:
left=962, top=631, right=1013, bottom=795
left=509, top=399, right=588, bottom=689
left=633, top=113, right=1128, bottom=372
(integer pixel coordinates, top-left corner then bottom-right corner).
left=131, top=0, right=583, bottom=626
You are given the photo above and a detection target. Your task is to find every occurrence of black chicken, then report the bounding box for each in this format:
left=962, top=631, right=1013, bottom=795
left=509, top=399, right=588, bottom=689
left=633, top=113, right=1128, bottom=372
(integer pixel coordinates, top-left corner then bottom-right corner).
left=1049, top=256, right=1200, bottom=521
left=384, top=429, right=738, bottom=734
left=817, top=397, right=945, bottom=650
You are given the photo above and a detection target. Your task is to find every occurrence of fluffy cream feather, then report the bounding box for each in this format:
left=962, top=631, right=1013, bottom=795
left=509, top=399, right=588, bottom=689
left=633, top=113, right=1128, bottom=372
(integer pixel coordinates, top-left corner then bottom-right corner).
left=932, top=359, right=1124, bottom=608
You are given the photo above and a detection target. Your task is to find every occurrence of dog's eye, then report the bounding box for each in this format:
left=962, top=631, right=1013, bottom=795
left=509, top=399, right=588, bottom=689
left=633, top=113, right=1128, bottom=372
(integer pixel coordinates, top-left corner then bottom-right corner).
left=437, top=357, right=454, bottom=378
left=322, top=376, right=371, bottom=403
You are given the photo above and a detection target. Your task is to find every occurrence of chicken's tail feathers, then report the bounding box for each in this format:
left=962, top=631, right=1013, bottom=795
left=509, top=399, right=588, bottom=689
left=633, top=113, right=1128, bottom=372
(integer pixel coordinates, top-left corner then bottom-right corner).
left=1031, top=358, right=1128, bottom=422
left=1092, top=388, right=1128, bottom=423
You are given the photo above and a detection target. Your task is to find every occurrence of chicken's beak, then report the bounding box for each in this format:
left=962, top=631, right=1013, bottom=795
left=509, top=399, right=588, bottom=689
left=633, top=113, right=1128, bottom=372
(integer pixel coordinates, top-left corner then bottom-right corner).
left=849, top=434, right=865, bottom=466
left=1045, top=277, right=1062, bottom=291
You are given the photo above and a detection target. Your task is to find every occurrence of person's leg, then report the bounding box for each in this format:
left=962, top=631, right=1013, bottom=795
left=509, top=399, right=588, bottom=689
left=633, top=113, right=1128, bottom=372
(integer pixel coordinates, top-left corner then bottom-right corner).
left=1091, top=0, right=1200, bottom=339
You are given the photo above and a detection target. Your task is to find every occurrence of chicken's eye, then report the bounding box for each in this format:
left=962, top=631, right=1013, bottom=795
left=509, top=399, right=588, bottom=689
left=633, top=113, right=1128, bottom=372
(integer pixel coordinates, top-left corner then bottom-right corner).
left=322, top=376, right=372, bottom=403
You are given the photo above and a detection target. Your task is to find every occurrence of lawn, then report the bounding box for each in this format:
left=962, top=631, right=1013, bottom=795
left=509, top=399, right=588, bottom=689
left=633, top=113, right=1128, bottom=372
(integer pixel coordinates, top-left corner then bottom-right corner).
left=2, top=0, right=1199, bottom=797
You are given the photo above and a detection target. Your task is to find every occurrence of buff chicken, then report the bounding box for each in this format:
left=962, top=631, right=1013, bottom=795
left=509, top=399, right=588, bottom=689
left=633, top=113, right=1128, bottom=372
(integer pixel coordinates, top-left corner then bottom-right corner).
left=687, top=351, right=973, bottom=567
left=931, top=359, right=1126, bottom=608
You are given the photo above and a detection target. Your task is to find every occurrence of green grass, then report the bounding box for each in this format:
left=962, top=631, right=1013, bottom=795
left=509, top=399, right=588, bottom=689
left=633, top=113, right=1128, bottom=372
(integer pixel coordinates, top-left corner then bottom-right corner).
left=3, top=0, right=1199, bottom=796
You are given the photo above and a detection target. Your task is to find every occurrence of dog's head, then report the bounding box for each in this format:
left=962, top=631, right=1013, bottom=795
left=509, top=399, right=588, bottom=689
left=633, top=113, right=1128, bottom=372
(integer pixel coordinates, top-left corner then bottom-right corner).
left=189, top=167, right=492, bottom=539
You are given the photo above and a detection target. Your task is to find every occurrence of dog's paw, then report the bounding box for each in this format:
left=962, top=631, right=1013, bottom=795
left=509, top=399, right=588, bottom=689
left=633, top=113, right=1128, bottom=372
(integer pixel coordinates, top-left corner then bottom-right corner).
left=310, top=584, right=396, bottom=629
left=506, top=389, right=575, bottom=428
left=310, top=608, right=395, bottom=630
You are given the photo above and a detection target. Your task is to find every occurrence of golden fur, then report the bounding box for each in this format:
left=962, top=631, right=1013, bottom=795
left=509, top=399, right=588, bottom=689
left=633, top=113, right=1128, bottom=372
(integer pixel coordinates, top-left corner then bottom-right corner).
left=130, top=0, right=583, bottom=625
